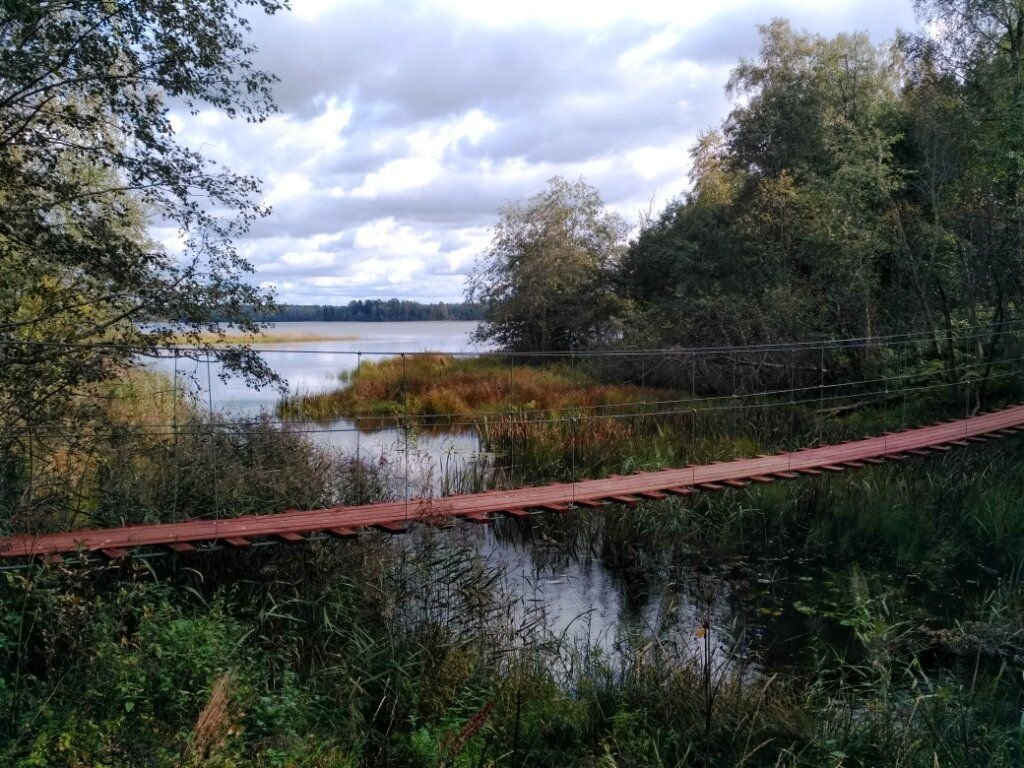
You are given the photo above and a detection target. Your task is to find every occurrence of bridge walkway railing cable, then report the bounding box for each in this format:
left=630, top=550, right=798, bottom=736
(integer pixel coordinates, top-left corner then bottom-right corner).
left=0, top=320, right=1021, bottom=561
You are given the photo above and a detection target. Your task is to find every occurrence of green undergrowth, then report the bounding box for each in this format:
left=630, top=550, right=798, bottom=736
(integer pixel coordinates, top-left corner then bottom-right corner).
left=0, top=528, right=1019, bottom=768
left=546, top=441, right=1024, bottom=578
left=4, top=367, right=1024, bottom=766
left=0, top=369, right=387, bottom=535
left=2, top=528, right=1022, bottom=768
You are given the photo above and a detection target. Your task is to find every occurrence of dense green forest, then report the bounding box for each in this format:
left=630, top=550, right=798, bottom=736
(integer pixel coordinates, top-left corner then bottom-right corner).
left=471, top=9, right=1024, bottom=376
left=4, top=1, right=1024, bottom=767
left=239, top=300, right=484, bottom=322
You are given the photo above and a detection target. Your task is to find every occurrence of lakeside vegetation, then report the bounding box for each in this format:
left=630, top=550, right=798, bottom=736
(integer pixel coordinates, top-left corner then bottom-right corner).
left=277, top=354, right=675, bottom=426
left=228, top=299, right=485, bottom=323
left=4, top=436, right=1024, bottom=766
left=4, top=0, right=1024, bottom=766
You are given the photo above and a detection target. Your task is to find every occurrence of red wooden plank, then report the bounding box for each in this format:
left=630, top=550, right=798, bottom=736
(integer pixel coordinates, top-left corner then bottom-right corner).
left=5, top=403, right=1024, bottom=559
left=374, top=522, right=407, bottom=534
left=326, top=527, right=359, bottom=538
left=773, top=472, right=799, bottom=479
left=820, top=465, right=846, bottom=473
left=278, top=532, right=304, bottom=543
left=662, top=487, right=694, bottom=496
left=607, top=495, right=641, bottom=506
left=842, top=461, right=866, bottom=469
left=499, top=508, right=531, bottom=519
left=535, top=503, right=569, bottom=513
left=461, top=512, right=492, bottom=524
left=101, top=548, right=129, bottom=560
left=749, top=475, right=775, bottom=484
left=571, top=499, right=605, bottom=509
left=697, top=483, right=727, bottom=491
left=722, top=479, right=749, bottom=488
left=635, top=490, right=667, bottom=500
left=168, top=542, right=195, bottom=553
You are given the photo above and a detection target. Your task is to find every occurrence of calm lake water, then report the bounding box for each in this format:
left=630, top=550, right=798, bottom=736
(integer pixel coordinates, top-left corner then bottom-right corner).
left=148, top=321, right=486, bottom=497
left=147, top=320, right=860, bottom=667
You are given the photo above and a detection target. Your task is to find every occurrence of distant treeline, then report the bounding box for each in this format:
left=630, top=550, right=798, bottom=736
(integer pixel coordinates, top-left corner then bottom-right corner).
left=240, top=299, right=484, bottom=322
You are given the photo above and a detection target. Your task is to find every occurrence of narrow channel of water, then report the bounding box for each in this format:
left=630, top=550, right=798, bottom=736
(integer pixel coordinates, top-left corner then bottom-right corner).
left=146, top=321, right=489, bottom=495
left=145, top=321, right=924, bottom=671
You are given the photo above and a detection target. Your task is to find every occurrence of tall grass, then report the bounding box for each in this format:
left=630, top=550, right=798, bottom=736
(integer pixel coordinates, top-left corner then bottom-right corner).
left=0, top=368, right=387, bottom=535
left=3, top=356, right=1024, bottom=765
left=3, top=524, right=1021, bottom=767
left=277, top=354, right=675, bottom=426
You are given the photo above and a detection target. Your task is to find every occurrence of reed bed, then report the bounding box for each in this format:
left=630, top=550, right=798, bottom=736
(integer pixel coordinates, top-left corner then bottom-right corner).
left=3, top=362, right=1024, bottom=766
left=277, top=354, right=676, bottom=426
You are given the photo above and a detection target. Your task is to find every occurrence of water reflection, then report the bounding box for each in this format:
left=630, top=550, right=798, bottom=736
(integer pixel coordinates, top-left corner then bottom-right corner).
left=147, top=320, right=844, bottom=670
left=146, top=321, right=491, bottom=496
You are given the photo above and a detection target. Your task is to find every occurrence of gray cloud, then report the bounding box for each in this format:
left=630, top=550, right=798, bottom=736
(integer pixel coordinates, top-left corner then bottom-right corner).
left=168, top=0, right=923, bottom=305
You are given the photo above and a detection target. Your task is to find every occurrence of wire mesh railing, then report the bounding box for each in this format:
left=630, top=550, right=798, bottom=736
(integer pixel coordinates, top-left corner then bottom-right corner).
left=0, top=320, right=1022, bottom=539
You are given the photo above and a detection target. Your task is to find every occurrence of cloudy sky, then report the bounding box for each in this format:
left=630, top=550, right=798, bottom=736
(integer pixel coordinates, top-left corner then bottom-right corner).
left=167, top=0, right=918, bottom=305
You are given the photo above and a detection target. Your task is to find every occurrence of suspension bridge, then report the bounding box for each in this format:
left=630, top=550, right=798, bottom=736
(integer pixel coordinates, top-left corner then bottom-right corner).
left=3, top=401, right=1022, bottom=561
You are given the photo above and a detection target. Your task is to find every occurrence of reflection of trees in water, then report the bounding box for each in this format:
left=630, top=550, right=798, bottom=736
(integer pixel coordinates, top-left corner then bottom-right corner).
left=472, top=513, right=751, bottom=673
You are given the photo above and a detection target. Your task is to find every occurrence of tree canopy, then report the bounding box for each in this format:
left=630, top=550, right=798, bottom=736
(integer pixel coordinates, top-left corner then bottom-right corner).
left=467, top=177, right=629, bottom=352
left=468, top=3, right=1024, bottom=399
left=619, top=5, right=1023, bottom=382
left=0, top=0, right=285, bottom=436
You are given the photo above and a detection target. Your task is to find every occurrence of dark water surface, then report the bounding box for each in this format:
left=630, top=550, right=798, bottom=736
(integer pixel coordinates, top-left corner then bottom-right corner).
left=150, top=321, right=946, bottom=670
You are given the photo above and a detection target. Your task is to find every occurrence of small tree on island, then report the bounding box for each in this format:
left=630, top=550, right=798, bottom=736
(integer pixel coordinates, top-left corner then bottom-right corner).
left=467, top=177, right=629, bottom=353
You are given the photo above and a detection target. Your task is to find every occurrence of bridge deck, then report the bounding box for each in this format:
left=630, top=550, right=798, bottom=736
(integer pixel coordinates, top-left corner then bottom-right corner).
left=3, top=404, right=1023, bottom=559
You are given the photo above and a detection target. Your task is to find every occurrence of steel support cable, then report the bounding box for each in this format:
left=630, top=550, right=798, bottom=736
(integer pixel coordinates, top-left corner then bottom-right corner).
left=73, top=349, right=1019, bottom=424
left=17, top=361, right=1024, bottom=440
left=9, top=341, right=1024, bottom=440
left=20, top=350, right=1024, bottom=436
left=206, top=355, right=219, bottom=522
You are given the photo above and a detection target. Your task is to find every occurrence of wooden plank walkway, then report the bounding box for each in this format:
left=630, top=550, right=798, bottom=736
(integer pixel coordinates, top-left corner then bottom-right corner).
left=2, top=404, right=1023, bottom=560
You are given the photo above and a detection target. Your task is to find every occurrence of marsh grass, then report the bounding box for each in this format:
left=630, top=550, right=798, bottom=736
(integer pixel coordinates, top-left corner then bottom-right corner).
left=5, top=358, right=1024, bottom=765
left=0, top=368, right=387, bottom=534
left=276, top=353, right=676, bottom=426
left=3, top=447, right=1024, bottom=766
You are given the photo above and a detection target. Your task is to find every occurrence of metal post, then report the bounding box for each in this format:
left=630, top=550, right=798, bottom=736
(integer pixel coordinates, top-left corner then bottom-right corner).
left=509, top=351, right=515, bottom=490
left=402, top=353, right=409, bottom=520
left=355, top=351, right=361, bottom=502
left=571, top=348, right=577, bottom=500
left=172, top=349, right=180, bottom=518
left=206, top=355, right=218, bottom=520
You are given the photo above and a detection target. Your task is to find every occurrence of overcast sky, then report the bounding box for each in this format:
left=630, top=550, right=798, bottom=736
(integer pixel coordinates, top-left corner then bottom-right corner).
left=163, top=0, right=918, bottom=305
